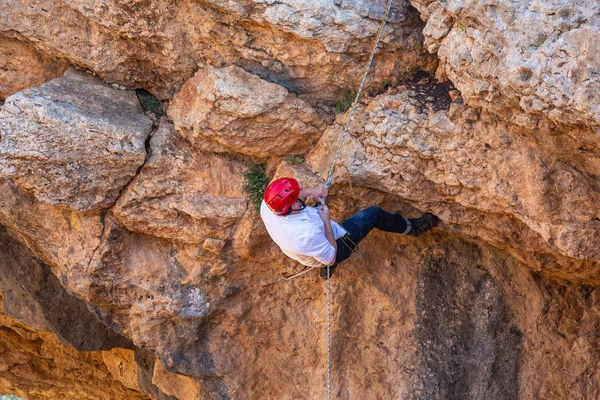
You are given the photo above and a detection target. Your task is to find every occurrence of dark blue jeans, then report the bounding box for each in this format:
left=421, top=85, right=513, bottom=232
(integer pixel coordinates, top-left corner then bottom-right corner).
left=334, top=206, right=410, bottom=266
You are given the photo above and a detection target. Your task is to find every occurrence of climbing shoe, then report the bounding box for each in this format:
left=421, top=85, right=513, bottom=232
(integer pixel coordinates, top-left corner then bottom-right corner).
left=319, top=265, right=338, bottom=280
left=407, top=213, right=439, bottom=237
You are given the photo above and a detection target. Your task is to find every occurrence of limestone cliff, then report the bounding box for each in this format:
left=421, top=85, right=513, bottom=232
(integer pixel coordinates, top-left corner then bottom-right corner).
left=0, top=0, right=599, bottom=399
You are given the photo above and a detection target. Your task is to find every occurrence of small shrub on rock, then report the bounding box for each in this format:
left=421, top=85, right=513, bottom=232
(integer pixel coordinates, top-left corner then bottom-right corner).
left=243, top=163, right=269, bottom=213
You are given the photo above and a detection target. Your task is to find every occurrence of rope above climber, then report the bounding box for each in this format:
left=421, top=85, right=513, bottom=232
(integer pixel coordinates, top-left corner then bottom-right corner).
left=260, top=177, right=439, bottom=279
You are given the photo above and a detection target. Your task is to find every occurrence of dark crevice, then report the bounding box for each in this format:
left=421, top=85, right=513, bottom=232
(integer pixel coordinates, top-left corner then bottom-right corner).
left=108, top=122, right=155, bottom=211
left=89, top=119, right=155, bottom=269
left=134, top=348, right=179, bottom=400
left=413, top=244, right=522, bottom=399
left=399, top=71, right=455, bottom=113
left=136, top=89, right=165, bottom=118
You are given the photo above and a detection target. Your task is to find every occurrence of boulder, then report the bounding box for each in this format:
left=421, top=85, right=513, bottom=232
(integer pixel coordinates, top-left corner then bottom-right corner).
left=0, top=68, right=152, bottom=212
left=0, top=0, right=435, bottom=100
left=168, top=65, right=326, bottom=157
left=307, top=83, right=600, bottom=282
left=412, top=0, right=600, bottom=133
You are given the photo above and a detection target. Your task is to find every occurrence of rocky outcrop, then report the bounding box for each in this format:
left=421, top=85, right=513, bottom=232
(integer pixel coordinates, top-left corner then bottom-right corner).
left=168, top=65, right=328, bottom=157
left=0, top=0, right=435, bottom=101
left=0, top=299, right=149, bottom=399
left=0, top=33, right=66, bottom=100
left=114, top=121, right=248, bottom=244
left=0, top=68, right=152, bottom=212
left=0, top=226, right=132, bottom=352
left=0, top=68, right=152, bottom=297
left=412, top=0, right=600, bottom=134
left=0, top=275, right=150, bottom=400
left=0, top=224, right=189, bottom=400
left=307, top=79, right=600, bottom=284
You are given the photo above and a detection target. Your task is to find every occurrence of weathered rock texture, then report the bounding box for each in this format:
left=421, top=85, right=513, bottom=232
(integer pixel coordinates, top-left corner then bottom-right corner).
left=0, top=224, right=189, bottom=400
left=168, top=65, right=328, bottom=157
left=0, top=0, right=599, bottom=399
left=307, top=81, right=600, bottom=284
left=0, top=226, right=133, bottom=352
left=114, top=120, right=249, bottom=244
left=0, top=0, right=436, bottom=101
left=0, top=67, right=152, bottom=297
left=0, top=33, right=67, bottom=100
left=0, top=295, right=150, bottom=400
left=412, top=0, right=600, bottom=134
left=0, top=68, right=152, bottom=212
left=0, top=231, right=152, bottom=400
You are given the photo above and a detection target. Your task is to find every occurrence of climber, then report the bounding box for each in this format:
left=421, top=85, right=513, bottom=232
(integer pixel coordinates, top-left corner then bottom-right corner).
left=260, top=177, right=439, bottom=279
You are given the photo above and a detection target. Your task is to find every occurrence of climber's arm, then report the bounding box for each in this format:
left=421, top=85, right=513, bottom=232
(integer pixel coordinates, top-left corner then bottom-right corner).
left=318, top=204, right=337, bottom=265
left=299, top=184, right=328, bottom=202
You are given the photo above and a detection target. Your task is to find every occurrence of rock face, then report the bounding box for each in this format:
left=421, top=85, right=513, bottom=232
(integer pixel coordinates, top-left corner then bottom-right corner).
left=0, top=231, right=151, bottom=400
left=409, top=237, right=600, bottom=400
left=0, top=0, right=599, bottom=399
left=0, top=33, right=66, bottom=100
left=0, top=226, right=132, bottom=352
left=0, top=0, right=436, bottom=100
left=307, top=79, right=600, bottom=283
left=412, top=0, right=600, bottom=133
left=168, top=66, right=327, bottom=157
left=0, top=298, right=150, bottom=400
left=0, top=68, right=152, bottom=212
left=115, top=120, right=248, bottom=244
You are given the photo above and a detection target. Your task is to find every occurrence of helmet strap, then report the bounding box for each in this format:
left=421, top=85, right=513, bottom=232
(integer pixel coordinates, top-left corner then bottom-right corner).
left=283, top=199, right=306, bottom=215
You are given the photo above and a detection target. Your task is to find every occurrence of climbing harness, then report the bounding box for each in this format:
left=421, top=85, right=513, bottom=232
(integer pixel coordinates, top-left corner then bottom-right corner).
left=323, top=0, right=394, bottom=398
left=339, top=234, right=359, bottom=253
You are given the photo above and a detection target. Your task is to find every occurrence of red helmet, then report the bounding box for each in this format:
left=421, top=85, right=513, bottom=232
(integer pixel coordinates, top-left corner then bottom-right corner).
left=264, top=177, right=301, bottom=215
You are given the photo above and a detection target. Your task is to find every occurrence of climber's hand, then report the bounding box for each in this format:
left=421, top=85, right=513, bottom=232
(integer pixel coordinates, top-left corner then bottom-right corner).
left=318, top=204, right=331, bottom=221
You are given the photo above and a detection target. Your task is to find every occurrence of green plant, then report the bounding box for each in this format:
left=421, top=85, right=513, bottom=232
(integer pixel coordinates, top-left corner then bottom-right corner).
left=458, top=24, right=466, bottom=32
left=382, top=79, right=389, bottom=87
left=136, top=89, right=164, bottom=117
left=243, top=164, right=269, bottom=213
left=286, top=154, right=305, bottom=165
left=335, top=90, right=357, bottom=113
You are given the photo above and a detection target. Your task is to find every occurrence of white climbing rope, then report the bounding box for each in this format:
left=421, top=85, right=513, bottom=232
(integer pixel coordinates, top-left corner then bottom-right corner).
left=325, top=0, right=395, bottom=188
left=324, top=0, right=394, bottom=398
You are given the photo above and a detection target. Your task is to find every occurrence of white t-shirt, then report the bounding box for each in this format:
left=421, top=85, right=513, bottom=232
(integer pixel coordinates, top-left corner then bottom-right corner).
left=260, top=200, right=347, bottom=267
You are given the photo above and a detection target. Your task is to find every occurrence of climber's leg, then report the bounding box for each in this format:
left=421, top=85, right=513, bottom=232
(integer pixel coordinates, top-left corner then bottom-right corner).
left=320, top=207, right=412, bottom=279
